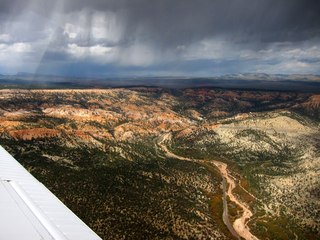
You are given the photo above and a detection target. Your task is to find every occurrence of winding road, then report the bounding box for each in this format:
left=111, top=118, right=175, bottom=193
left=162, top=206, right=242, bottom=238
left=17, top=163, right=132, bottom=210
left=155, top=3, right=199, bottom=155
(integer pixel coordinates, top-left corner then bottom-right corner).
left=157, top=133, right=259, bottom=240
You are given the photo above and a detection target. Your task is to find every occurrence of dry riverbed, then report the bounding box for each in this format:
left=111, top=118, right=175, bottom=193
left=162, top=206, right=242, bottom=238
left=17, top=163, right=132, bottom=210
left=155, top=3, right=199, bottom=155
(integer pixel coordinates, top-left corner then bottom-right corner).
left=157, top=133, right=258, bottom=240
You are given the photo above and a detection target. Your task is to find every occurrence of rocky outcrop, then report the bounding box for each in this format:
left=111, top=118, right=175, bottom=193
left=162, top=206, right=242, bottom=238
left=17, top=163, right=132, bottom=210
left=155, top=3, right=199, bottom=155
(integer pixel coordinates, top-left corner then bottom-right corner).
left=9, top=128, right=61, bottom=140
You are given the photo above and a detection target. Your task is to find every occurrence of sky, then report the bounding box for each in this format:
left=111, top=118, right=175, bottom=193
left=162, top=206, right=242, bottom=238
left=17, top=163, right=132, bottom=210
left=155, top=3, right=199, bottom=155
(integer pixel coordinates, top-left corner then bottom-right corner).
left=0, top=0, right=320, bottom=77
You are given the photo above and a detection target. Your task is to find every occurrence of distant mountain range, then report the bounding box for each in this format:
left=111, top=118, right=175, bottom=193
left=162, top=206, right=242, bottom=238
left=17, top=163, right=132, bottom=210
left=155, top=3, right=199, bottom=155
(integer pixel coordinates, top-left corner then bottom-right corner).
left=3, top=72, right=320, bottom=81
left=220, top=73, right=320, bottom=82
left=0, top=73, right=319, bottom=92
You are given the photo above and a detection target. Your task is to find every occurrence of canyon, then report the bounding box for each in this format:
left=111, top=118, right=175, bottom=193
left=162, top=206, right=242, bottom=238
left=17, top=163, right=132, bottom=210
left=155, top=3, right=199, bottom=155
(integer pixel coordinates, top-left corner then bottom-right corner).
left=0, top=88, right=319, bottom=239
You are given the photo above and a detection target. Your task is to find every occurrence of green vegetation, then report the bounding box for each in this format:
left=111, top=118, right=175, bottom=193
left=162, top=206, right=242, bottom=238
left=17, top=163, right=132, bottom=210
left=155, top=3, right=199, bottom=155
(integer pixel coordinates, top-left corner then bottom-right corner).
left=0, top=136, right=225, bottom=239
left=0, top=88, right=319, bottom=239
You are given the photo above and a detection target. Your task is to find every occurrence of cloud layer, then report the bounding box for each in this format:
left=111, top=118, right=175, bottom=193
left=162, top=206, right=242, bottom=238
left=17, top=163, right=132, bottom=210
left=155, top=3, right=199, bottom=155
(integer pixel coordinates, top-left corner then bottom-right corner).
left=0, top=0, right=319, bottom=76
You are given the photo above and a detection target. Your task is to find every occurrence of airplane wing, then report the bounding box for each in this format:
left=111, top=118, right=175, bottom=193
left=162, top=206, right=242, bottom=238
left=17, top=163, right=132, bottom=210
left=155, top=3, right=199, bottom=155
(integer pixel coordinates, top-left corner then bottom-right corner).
left=0, top=146, right=102, bottom=240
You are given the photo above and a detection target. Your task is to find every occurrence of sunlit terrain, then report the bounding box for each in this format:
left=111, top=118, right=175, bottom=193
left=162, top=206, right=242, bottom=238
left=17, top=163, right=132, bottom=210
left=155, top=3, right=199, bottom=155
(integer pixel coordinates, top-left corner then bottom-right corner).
left=0, top=87, right=319, bottom=239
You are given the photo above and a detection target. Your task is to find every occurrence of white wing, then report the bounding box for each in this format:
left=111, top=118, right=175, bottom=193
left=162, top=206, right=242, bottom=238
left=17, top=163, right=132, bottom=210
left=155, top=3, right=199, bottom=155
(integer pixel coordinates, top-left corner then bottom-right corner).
left=0, top=146, right=102, bottom=240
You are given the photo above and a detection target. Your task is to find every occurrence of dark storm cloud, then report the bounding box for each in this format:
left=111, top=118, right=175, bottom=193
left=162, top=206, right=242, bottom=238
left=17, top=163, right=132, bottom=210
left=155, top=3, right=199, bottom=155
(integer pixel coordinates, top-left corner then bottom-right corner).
left=125, top=0, right=320, bottom=46
left=2, top=0, right=320, bottom=45
left=1, top=0, right=320, bottom=75
left=58, top=0, right=320, bottom=49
